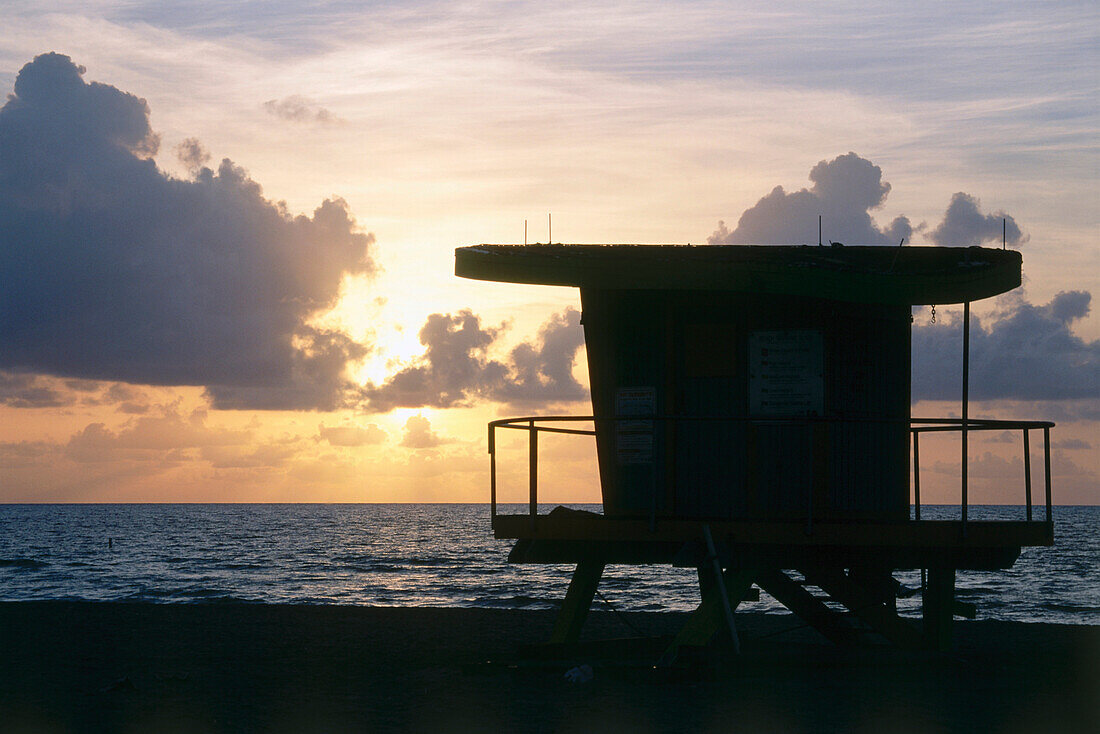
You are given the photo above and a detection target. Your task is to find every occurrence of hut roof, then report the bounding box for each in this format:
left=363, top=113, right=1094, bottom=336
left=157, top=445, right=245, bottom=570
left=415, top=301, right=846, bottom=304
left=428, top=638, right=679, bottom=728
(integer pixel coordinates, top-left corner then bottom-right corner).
left=454, top=244, right=1020, bottom=305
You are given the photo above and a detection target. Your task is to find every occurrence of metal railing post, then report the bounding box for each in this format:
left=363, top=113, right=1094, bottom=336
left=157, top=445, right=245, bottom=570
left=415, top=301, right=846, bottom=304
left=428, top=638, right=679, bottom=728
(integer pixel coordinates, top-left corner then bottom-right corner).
left=529, top=420, right=538, bottom=527
left=489, top=423, right=497, bottom=522
left=961, top=301, right=970, bottom=536
left=1023, top=429, right=1032, bottom=521
left=1043, top=427, right=1052, bottom=525
left=913, top=430, right=921, bottom=521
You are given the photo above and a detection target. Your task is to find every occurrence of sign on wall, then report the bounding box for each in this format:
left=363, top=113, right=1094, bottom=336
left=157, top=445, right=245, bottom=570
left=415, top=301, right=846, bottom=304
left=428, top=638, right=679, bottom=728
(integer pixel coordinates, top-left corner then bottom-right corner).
left=749, top=330, right=824, bottom=417
left=615, top=386, right=655, bottom=464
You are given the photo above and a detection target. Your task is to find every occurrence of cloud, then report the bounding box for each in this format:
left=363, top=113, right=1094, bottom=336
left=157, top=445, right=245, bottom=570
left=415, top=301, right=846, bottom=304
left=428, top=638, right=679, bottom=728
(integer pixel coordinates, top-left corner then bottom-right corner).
left=493, top=306, right=587, bottom=406
left=263, top=95, right=341, bottom=124
left=707, top=152, right=1028, bottom=249
left=708, top=152, right=912, bottom=245
left=912, top=291, right=1100, bottom=401
left=63, top=379, right=102, bottom=392
left=64, top=405, right=250, bottom=463
left=1054, top=438, right=1092, bottom=450
left=174, top=137, right=211, bottom=171
left=0, top=54, right=376, bottom=410
left=362, top=310, right=508, bottom=412
left=362, top=307, right=587, bottom=412
left=399, top=415, right=447, bottom=449
left=0, top=371, right=73, bottom=408
left=929, top=450, right=1093, bottom=480
left=926, top=193, right=1026, bottom=246
left=0, top=440, right=60, bottom=469
left=317, top=422, right=386, bottom=447
left=201, top=442, right=297, bottom=469
left=204, top=326, right=369, bottom=411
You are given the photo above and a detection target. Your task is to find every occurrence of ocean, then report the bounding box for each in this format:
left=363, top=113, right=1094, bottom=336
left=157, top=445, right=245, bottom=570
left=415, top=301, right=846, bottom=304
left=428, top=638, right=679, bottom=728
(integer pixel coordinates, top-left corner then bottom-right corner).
left=0, top=504, right=1095, bottom=625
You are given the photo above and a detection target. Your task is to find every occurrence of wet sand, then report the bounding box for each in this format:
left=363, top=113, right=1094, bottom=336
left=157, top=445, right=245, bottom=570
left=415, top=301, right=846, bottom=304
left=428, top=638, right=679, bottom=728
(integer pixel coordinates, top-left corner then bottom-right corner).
left=1, top=602, right=1096, bottom=733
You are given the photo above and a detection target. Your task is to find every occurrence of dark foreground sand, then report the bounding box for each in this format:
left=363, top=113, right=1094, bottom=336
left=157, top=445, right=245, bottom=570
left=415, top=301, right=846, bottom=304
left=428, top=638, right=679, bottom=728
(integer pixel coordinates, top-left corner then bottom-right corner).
left=0, top=603, right=1096, bottom=733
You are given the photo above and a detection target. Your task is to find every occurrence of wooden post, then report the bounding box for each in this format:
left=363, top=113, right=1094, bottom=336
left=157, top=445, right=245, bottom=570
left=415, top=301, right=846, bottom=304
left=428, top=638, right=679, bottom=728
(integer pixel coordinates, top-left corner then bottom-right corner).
left=549, top=559, right=605, bottom=645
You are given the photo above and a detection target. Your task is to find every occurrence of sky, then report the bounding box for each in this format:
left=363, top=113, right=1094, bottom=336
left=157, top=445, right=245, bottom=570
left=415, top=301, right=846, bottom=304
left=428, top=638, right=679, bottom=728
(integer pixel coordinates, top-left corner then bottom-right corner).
left=0, top=1, right=1097, bottom=504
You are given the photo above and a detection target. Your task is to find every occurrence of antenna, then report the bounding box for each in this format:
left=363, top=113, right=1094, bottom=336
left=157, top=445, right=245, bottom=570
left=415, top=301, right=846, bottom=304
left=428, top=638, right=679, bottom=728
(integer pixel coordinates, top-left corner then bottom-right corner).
left=1003, top=218, right=1006, bottom=250
left=548, top=213, right=552, bottom=245
left=818, top=214, right=822, bottom=246
left=524, top=219, right=527, bottom=246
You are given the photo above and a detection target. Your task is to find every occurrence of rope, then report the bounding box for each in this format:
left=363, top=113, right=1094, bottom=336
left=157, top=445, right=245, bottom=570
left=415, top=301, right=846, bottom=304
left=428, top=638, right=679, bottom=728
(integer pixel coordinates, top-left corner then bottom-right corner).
left=594, top=588, right=645, bottom=637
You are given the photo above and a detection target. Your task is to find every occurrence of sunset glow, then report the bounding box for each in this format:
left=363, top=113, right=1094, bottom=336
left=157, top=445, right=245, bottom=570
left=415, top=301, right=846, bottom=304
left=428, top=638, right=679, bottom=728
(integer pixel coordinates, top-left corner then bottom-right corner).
left=0, top=1, right=1096, bottom=504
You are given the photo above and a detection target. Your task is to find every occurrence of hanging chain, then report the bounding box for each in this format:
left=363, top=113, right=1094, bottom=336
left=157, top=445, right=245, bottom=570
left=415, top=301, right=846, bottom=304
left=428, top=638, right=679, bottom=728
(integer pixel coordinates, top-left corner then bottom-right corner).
left=929, top=304, right=936, bottom=324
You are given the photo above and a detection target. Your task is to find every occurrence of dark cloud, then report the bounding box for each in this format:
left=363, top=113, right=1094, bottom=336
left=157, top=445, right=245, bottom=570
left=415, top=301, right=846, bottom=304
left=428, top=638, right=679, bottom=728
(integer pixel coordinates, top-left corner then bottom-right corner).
left=204, top=326, right=369, bottom=411
left=927, top=193, right=1025, bottom=247
left=708, top=152, right=912, bottom=245
left=317, top=422, right=386, bottom=447
left=912, top=291, right=1100, bottom=401
left=0, top=53, right=376, bottom=410
left=0, top=371, right=73, bottom=408
left=104, top=383, right=151, bottom=413
left=1055, top=438, right=1092, bottom=450
left=399, top=415, right=446, bottom=449
left=64, top=379, right=102, bottom=392
left=361, top=308, right=587, bottom=412
left=263, top=95, right=340, bottom=124
left=175, top=137, right=210, bottom=171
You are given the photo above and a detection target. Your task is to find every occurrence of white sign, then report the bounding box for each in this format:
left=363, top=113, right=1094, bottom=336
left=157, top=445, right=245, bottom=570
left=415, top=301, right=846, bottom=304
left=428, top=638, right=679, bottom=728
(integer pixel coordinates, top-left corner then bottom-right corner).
left=749, top=330, right=824, bottom=417
left=615, top=387, right=655, bottom=464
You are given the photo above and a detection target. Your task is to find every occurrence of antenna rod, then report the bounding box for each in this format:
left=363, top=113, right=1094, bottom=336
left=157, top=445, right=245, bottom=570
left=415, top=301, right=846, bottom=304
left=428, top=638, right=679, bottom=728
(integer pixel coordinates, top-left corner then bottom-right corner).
left=524, top=219, right=527, bottom=246
left=1003, top=218, right=1006, bottom=250
left=818, top=215, right=822, bottom=246
left=548, top=213, right=552, bottom=245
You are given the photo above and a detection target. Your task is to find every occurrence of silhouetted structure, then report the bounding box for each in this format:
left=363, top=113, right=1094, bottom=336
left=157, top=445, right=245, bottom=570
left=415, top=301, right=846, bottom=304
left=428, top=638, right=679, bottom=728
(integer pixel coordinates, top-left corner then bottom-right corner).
left=456, top=244, right=1054, bottom=656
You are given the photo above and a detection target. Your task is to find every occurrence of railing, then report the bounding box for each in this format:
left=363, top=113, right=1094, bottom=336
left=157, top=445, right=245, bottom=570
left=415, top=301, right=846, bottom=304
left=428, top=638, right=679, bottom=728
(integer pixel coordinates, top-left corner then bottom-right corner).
left=910, top=419, right=1056, bottom=529
left=488, top=415, right=1055, bottom=534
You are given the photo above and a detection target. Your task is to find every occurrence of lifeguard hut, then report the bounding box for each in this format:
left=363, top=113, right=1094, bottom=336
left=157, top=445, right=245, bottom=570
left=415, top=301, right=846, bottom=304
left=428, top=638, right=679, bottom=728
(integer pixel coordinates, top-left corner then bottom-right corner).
left=455, top=244, right=1054, bottom=655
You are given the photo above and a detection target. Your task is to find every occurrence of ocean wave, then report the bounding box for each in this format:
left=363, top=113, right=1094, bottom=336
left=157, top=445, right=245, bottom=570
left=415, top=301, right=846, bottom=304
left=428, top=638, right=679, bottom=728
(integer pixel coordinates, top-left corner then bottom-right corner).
left=0, top=504, right=1094, bottom=624
left=1039, top=602, right=1100, bottom=613
left=472, top=595, right=556, bottom=609
left=337, top=563, right=407, bottom=573
left=0, top=558, right=48, bottom=569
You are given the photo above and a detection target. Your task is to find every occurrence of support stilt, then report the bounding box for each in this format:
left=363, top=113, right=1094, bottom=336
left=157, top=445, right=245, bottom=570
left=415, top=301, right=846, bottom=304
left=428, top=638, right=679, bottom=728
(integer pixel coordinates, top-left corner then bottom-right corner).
left=923, top=566, right=956, bottom=651
left=548, top=559, right=605, bottom=645
left=755, top=569, right=857, bottom=645
left=804, top=567, right=922, bottom=649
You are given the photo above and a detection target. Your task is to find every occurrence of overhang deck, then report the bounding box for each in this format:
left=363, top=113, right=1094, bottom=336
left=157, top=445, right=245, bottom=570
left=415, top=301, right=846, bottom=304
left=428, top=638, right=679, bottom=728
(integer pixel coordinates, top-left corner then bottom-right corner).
left=495, top=510, right=1052, bottom=570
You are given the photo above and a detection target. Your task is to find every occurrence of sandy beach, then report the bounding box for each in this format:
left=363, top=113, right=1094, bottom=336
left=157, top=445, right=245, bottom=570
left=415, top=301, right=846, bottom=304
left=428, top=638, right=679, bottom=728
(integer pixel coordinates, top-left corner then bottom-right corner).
left=0, top=602, right=1096, bottom=733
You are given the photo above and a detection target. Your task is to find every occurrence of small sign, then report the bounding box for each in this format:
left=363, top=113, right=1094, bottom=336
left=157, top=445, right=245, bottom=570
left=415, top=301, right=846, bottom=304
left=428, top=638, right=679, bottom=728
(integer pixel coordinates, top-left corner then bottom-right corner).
left=749, top=330, right=824, bottom=417
left=616, top=387, right=655, bottom=464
